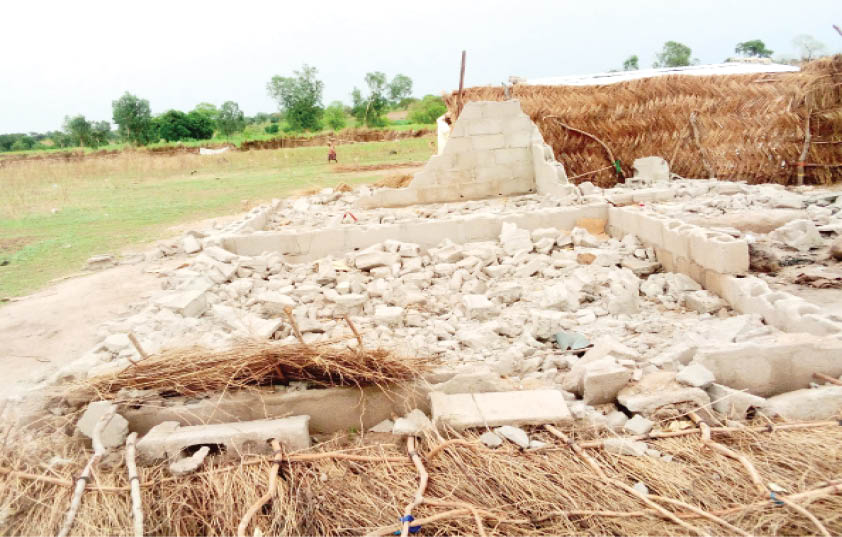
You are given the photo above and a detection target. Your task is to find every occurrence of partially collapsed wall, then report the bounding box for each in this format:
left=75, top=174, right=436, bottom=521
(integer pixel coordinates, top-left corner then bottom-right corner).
left=357, top=100, right=573, bottom=208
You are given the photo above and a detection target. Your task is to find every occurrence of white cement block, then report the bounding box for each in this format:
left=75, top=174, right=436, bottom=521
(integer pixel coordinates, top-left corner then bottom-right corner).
left=431, top=390, right=572, bottom=430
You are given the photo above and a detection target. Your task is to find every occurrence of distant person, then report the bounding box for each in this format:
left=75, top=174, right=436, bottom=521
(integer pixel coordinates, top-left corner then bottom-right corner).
left=328, top=143, right=337, bottom=164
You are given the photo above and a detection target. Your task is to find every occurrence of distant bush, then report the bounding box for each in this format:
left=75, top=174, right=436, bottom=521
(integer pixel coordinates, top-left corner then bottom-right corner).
left=264, top=124, right=279, bottom=134
left=324, top=101, right=347, bottom=131
left=408, top=95, right=447, bottom=124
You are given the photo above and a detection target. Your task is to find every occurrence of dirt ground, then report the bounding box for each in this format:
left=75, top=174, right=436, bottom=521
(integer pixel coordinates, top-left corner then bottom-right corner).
left=0, top=214, right=241, bottom=396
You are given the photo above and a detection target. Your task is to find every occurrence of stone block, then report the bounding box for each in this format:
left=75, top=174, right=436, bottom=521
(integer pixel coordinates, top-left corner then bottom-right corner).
left=603, top=438, right=648, bottom=456
left=486, top=100, right=524, bottom=118
left=675, top=363, right=715, bottom=388
left=688, top=230, right=749, bottom=274
left=136, top=416, right=310, bottom=464
left=494, top=147, right=530, bottom=165
left=463, top=294, right=495, bottom=320
left=467, top=119, right=503, bottom=136
left=684, top=290, right=726, bottom=314
left=431, top=390, right=572, bottom=430
left=624, top=415, right=654, bottom=435
left=632, top=156, right=670, bottom=183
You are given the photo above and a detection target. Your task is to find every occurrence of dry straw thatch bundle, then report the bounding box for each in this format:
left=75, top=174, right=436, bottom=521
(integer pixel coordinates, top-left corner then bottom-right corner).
left=85, top=340, right=435, bottom=397
left=445, top=56, right=842, bottom=187
left=1, top=414, right=841, bottom=536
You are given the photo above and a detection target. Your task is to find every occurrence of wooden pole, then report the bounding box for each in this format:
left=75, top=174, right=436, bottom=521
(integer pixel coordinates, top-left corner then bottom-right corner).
left=457, top=50, right=467, bottom=117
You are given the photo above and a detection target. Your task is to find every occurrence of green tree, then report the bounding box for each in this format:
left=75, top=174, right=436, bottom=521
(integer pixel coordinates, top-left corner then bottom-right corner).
left=323, top=101, right=347, bottom=131
left=112, top=92, right=155, bottom=145
left=654, top=41, right=693, bottom=67
left=407, top=95, right=447, bottom=124
left=157, top=110, right=193, bottom=142
left=185, top=110, right=214, bottom=139
left=217, top=101, right=245, bottom=137
left=388, top=74, right=413, bottom=107
left=351, top=71, right=390, bottom=127
left=63, top=115, right=94, bottom=147
left=792, top=34, right=827, bottom=60
left=91, top=121, right=112, bottom=147
left=622, top=55, right=639, bottom=71
left=735, top=39, right=773, bottom=58
left=10, top=138, right=32, bottom=151
left=266, top=64, right=325, bottom=131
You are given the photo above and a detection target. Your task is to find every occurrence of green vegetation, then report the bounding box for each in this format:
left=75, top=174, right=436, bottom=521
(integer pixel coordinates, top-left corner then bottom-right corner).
left=407, top=95, right=446, bottom=124
left=266, top=64, right=325, bottom=132
left=351, top=72, right=413, bottom=128
left=217, top=101, right=246, bottom=137
left=653, top=41, right=695, bottom=68
left=112, top=92, right=156, bottom=145
left=0, top=136, right=434, bottom=298
left=622, top=55, right=639, bottom=71
left=792, top=34, right=826, bottom=61
left=735, top=39, right=773, bottom=58
left=323, top=101, right=347, bottom=131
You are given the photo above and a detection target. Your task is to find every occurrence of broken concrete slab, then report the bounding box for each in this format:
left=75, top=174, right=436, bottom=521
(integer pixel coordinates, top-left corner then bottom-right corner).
left=136, top=415, right=310, bottom=464
left=494, top=425, right=530, bottom=448
left=155, top=290, right=208, bottom=318
left=429, top=371, right=514, bottom=395
left=583, top=365, right=633, bottom=405
left=676, top=364, right=716, bottom=388
left=624, top=415, right=654, bottom=436
left=431, top=390, right=571, bottom=430
left=603, top=438, right=648, bottom=456
left=480, top=431, right=503, bottom=448
left=169, top=446, right=210, bottom=475
left=392, top=409, right=434, bottom=436
left=617, top=372, right=710, bottom=415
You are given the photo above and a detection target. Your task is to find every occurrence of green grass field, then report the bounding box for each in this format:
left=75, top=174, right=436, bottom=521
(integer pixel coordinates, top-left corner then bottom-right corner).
left=0, top=136, right=432, bottom=298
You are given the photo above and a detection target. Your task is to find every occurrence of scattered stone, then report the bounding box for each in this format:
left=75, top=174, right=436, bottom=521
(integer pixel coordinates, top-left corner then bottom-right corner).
left=624, top=415, right=654, bottom=435
left=554, top=331, right=589, bottom=351
left=831, top=236, right=842, bottom=261
left=493, top=425, right=530, bottom=448
left=762, top=386, right=842, bottom=421
left=77, top=401, right=129, bottom=449
left=617, top=372, right=710, bottom=415
left=392, top=409, right=434, bottom=436
left=603, top=438, right=648, bottom=457
left=769, top=219, right=824, bottom=252
left=182, top=235, right=202, bottom=254
left=374, top=305, right=404, bottom=326
left=684, top=290, right=725, bottom=314
left=528, top=440, right=549, bottom=450
left=369, top=419, right=394, bottom=433
left=431, top=390, right=572, bottom=430
left=169, top=446, right=210, bottom=475
left=632, top=481, right=650, bottom=496
left=86, top=254, right=115, bottom=270
left=676, top=364, right=716, bottom=388
left=480, top=431, right=503, bottom=448
left=463, top=294, right=495, bottom=320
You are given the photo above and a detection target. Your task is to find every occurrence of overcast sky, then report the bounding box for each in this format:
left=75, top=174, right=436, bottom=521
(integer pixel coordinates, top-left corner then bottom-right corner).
left=1, top=0, right=840, bottom=133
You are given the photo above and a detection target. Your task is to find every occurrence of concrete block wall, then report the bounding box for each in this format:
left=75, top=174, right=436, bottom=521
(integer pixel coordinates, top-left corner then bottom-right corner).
left=608, top=206, right=842, bottom=339
left=224, top=204, right=609, bottom=261
left=358, top=100, right=573, bottom=208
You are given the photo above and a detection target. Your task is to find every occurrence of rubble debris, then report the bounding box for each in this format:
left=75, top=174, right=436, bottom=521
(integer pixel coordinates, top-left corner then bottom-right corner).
left=431, top=390, right=571, bottom=430
left=675, top=363, right=716, bottom=388
left=369, top=419, right=394, bottom=433
left=86, top=254, right=115, bottom=271
left=479, top=431, right=503, bottom=448
left=494, top=425, right=530, bottom=448
left=624, top=415, right=654, bottom=435
left=769, top=219, right=824, bottom=252
left=603, top=438, right=648, bottom=457
left=762, top=386, right=842, bottom=421
left=617, top=372, right=710, bottom=415
left=392, top=409, right=433, bottom=436
left=168, top=446, right=210, bottom=475
left=76, top=401, right=129, bottom=449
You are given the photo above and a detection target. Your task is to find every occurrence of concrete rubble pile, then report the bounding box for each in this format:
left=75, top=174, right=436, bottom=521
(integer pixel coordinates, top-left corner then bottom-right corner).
left=6, top=101, right=842, bottom=474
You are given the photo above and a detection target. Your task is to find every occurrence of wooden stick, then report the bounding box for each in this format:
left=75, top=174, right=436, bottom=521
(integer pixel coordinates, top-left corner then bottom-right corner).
left=814, top=372, right=842, bottom=386
left=688, top=412, right=830, bottom=537
left=344, top=315, right=363, bottom=349
left=125, top=432, right=144, bottom=537
left=796, top=113, right=812, bottom=186
left=401, top=436, right=429, bottom=537
left=426, top=439, right=477, bottom=461
left=57, top=406, right=115, bottom=537
left=544, top=425, right=709, bottom=537
left=237, top=440, right=282, bottom=537
left=127, top=332, right=149, bottom=361
left=543, top=116, right=621, bottom=178
left=457, top=50, right=467, bottom=117
left=283, top=306, right=304, bottom=344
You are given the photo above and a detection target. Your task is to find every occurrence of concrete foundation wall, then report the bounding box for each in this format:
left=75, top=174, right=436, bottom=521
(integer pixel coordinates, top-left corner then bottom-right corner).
left=358, top=100, right=573, bottom=208
left=120, top=383, right=430, bottom=435
left=223, top=204, right=609, bottom=260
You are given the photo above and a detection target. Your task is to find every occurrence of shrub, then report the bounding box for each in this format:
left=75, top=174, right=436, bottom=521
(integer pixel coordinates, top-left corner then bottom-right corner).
left=265, top=124, right=279, bottom=134
left=324, top=101, right=347, bottom=131
left=408, top=95, right=447, bottom=124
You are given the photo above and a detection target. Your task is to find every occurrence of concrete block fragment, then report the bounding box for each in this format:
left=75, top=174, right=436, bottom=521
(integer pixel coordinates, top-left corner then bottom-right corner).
left=769, top=219, right=824, bottom=252
left=77, top=401, right=129, bottom=449
left=374, top=305, right=404, bottom=326
left=392, top=409, right=434, bottom=436
left=369, top=419, right=394, bottom=433
left=684, top=290, right=726, bottom=314
left=762, top=386, right=842, bottom=421
left=494, top=425, right=530, bottom=448
left=136, top=416, right=310, bottom=464
left=155, top=290, right=207, bottom=318
left=632, top=156, right=670, bottom=183
left=430, top=371, right=514, bottom=395
left=624, top=415, right=654, bottom=435
left=480, top=431, right=503, bottom=448
left=603, top=438, right=648, bottom=456
left=182, top=235, right=202, bottom=254
left=355, top=251, right=400, bottom=271
left=706, top=384, right=766, bottom=419
left=169, top=446, right=210, bottom=475
left=676, top=364, right=715, bottom=388
left=583, top=366, right=633, bottom=405
left=431, top=390, right=572, bottom=430
left=617, top=372, right=710, bottom=415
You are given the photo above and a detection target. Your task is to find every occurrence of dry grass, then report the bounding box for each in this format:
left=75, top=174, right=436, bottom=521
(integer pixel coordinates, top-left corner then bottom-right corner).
left=331, top=162, right=424, bottom=173
left=374, top=174, right=414, bottom=188
left=84, top=339, right=436, bottom=398
left=445, top=55, right=842, bottom=186
left=1, top=415, right=840, bottom=536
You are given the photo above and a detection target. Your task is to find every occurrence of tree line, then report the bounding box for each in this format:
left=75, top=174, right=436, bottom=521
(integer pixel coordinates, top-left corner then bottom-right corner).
left=1, top=69, right=447, bottom=153
left=619, top=34, right=831, bottom=72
